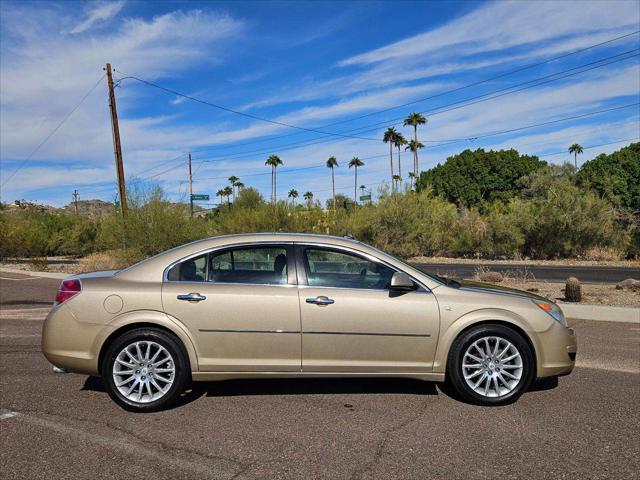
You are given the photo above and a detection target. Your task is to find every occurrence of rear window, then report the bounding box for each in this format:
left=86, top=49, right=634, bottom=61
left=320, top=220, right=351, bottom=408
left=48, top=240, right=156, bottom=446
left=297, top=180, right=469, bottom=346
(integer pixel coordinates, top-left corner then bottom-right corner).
left=166, top=246, right=289, bottom=285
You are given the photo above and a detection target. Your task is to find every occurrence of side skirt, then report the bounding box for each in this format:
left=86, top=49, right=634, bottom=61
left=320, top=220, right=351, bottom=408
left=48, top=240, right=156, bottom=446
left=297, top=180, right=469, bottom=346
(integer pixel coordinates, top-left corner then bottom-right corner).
left=192, top=371, right=446, bottom=382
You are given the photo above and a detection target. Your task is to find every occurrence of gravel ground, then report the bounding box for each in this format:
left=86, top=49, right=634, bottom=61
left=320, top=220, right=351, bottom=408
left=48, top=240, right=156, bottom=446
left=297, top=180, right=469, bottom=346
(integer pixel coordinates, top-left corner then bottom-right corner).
left=497, top=279, right=640, bottom=307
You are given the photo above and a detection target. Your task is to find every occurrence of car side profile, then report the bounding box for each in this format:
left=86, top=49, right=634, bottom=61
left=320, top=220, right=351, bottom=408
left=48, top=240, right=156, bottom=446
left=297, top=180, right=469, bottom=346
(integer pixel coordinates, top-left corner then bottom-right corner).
left=42, top=233, right=577, bottom=411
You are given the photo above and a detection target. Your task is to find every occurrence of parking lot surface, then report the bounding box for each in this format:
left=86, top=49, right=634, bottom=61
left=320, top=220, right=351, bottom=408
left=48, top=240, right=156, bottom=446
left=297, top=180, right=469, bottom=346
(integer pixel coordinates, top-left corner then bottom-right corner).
left=1, top=272, right=639, bottom=479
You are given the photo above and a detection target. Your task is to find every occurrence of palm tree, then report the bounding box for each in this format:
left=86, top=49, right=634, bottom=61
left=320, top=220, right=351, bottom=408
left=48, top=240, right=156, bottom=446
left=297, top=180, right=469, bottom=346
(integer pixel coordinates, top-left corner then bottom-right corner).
left=383, top=127, right=398, bottom=189
left=228, top=175, right=239, bottom=201
left=568, top=143, right=583, bottom=168
left=288, top=189, right=298, bottom=205
left=222, top=186, right=233, bottom=205
left=408, top=171, right=416, bottom=190
left=392, top=174, right=402, bottom=192
left=348, top=157, right=364, bottom=205
left=216, top=189, right=224, bottom=206
left=326, top=156, right=339, bottom=210
left=303, top=191, right=314, bottom=208
left=234, top=181, right=244, bottom=193
left=405, top=140, right=423, bottom=189
left=403, top=112, right=427, bottom=177
left=265, top=155, right=283, bottom=203
left=394, top=132, right=407, bottom=185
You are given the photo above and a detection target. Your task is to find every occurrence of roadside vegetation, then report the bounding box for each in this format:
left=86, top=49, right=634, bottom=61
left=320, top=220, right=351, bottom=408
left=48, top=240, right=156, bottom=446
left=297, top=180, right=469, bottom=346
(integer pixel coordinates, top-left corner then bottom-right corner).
left=1, top=143, right=638, bottom=266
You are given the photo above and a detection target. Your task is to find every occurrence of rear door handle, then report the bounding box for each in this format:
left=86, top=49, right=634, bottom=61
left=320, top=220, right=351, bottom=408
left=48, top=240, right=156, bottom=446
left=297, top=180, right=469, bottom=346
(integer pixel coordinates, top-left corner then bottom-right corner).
left=306, top=296, right=335, bottom=306
left=177, top=293, right=206, bottom=302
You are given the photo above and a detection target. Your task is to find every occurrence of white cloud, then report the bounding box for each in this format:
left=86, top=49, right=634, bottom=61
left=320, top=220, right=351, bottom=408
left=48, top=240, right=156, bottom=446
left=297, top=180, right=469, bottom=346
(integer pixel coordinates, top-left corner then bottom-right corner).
left=0, top=5, right=245, bottom=184
left=339, top=1, right=639, bottom=67
left=69, top=0, right=126, bottom=34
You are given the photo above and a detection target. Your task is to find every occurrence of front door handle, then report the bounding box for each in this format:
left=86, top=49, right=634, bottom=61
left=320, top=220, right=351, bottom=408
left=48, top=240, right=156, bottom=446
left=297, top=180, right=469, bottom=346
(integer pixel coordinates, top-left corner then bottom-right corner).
left=177, top=292, right=207, bottom=302
left=306, top=296, right=335, bottom=306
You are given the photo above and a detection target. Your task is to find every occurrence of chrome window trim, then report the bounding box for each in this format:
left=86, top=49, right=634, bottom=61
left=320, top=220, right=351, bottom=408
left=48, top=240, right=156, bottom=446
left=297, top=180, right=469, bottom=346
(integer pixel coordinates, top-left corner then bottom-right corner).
left=294, top=242, right=431, bottom=293
left=163, top=241, right=295, bottom=285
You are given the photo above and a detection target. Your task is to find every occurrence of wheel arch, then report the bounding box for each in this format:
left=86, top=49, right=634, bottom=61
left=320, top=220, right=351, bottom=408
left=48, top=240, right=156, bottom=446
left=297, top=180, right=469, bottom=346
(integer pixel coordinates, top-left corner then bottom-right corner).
left=433, top=309, right=540, bottom=376
left=96, top=311, right=199, bottom=375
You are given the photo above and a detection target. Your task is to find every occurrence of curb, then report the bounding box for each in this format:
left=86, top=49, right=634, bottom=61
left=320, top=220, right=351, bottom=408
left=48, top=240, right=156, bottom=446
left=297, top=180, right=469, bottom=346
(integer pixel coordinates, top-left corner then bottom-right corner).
left=560, top=303, right=639, bottom=324
left=0, top=268, right=68, bottom=280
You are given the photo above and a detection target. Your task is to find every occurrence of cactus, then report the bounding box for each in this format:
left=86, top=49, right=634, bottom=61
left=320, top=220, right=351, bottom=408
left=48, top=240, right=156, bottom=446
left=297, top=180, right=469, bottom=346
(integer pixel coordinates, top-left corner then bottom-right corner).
left=565, top=277, right=582, bottom=302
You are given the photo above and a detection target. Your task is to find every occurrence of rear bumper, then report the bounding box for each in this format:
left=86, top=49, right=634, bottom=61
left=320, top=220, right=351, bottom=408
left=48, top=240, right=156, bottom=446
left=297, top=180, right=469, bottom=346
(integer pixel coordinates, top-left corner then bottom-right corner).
left=536, top=322, right=577, bottom=378
left=41, top=303, right=102, bottom=375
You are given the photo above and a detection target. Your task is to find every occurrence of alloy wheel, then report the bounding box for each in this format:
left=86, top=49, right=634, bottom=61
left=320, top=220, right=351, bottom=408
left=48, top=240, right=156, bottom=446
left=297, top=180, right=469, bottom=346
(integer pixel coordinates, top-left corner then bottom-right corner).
left=462, top=336, right=523, bottom=398
left=112, top=341, right=175, bottom=403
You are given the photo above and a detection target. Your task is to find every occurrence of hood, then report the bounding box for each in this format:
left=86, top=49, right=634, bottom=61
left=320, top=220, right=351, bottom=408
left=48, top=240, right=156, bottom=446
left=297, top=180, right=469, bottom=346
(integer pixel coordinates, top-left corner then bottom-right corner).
left=455, top=279, right=551, bottom=303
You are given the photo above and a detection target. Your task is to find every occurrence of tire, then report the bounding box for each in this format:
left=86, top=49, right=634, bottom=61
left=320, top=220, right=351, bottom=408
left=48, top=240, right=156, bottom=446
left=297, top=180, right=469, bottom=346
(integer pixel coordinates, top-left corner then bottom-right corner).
left=446, top=324, right=535, bottom=406
left=102, top=328, right=190, bottom=412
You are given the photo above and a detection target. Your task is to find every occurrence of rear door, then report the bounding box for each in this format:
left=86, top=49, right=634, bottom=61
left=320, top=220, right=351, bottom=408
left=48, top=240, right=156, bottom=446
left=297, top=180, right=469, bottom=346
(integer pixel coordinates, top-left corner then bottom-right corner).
left=161, top=243, right=301, bottom=372
left=296, top=244, right=440, bottom=373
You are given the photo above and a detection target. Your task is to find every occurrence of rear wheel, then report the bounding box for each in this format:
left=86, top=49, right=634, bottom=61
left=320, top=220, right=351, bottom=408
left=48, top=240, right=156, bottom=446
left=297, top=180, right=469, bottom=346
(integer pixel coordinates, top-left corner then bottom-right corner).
left=446, top=324, right=534, bottom=406
left=102, top=328, right=189, bottom=412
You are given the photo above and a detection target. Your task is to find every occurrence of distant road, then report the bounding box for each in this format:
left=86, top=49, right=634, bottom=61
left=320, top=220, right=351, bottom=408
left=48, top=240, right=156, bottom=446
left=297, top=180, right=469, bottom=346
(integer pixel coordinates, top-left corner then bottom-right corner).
left=411, top=263, right=640, bottom=284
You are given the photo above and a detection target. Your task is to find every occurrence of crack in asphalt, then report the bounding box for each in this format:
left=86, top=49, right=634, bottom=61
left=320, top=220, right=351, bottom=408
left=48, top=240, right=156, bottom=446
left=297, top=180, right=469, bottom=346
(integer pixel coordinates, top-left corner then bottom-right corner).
left=349, top=399, right=434, bottom=480
left=14, top=407, right=250, bottom=479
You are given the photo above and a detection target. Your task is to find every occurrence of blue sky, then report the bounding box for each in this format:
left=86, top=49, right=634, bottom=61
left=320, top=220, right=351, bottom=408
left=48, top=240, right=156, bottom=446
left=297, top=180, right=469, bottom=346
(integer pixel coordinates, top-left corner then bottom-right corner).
left=1, top=0, right=639, bottom=207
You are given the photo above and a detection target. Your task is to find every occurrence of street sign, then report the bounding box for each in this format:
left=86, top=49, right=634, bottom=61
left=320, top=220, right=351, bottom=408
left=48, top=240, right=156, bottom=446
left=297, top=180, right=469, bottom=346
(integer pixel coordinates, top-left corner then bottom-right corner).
left=359, top=194, right=371, bottom=201
left=191, top=194, right=209, bottom=201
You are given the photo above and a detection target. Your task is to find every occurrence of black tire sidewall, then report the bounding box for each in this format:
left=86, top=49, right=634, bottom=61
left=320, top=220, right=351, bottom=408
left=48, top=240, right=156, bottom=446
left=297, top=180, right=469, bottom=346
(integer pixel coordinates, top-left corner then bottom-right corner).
left=447, top=324, right=535, bottom=406
left=102, top=328, right=190, bottom=412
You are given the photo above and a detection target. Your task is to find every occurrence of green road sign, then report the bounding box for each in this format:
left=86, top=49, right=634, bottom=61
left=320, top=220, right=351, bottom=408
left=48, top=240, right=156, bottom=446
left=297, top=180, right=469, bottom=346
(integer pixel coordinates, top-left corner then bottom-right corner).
left=359, top=194, right=371, bottom=201
left=191, top=194, right=209, bottom=201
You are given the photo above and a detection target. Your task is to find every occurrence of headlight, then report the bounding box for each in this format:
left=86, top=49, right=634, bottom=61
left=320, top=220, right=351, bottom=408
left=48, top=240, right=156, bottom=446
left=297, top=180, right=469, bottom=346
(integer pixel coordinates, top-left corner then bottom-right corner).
left=533, top=300, right=567, bottom=326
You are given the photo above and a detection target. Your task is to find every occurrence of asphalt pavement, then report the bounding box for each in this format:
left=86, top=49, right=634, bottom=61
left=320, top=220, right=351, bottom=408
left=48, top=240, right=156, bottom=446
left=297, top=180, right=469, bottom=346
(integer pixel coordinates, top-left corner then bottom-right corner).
left=1, top=272, right=639, bottom=479
left=412, top=263, right=640, bottom=284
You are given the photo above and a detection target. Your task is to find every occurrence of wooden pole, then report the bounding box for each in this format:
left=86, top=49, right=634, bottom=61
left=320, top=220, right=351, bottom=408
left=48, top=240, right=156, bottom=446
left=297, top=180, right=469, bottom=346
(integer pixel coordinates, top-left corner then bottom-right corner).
left=188, top=153, right=193, bottom=217
left=105, top=63, right=127, bottom=216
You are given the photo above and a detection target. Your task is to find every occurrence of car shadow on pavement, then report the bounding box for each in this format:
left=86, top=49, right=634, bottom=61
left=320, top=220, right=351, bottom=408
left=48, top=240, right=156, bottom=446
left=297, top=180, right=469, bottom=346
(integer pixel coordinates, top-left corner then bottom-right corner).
left=82, top=375, right=556, bottom=408
left=82, top=376, right=438, bottom=407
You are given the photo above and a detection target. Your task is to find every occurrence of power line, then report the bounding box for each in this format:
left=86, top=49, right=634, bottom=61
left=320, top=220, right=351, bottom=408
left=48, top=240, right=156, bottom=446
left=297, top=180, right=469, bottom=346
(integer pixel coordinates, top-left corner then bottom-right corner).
left=113, top=69, right=380, bottom=142
left=1, top=73, right=106, bottom=188
left=114, top=46, right=639, bottom=157
left=120, top=30, right=640, bottom=156
left=106, top=35, right=640, bottom=180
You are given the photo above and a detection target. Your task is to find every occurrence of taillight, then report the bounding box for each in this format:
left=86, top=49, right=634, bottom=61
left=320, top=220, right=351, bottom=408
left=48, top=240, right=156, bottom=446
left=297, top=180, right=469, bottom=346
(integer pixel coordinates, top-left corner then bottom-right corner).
left=55, top=279, right=81, bottom=305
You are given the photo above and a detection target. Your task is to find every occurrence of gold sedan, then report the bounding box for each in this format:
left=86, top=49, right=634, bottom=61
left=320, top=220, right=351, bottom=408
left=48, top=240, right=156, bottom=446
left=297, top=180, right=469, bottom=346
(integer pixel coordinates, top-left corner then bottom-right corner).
left=42, top=233, right=576, bottom=411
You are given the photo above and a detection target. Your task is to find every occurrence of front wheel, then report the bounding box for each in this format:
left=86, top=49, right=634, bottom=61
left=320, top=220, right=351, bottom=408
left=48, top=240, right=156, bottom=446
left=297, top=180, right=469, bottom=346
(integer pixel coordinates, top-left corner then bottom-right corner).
left=446, top=324, right=535, bottom=406
left=102, top=328, right=190, bottom=412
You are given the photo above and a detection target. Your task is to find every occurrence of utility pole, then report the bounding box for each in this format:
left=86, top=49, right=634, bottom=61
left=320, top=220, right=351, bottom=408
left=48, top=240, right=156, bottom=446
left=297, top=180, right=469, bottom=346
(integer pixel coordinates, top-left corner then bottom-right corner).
left=72, top=189, right=79, bottom=215
left=188, top=152, right=193, bottom=217
left=105, top=63, right=127, bottom=217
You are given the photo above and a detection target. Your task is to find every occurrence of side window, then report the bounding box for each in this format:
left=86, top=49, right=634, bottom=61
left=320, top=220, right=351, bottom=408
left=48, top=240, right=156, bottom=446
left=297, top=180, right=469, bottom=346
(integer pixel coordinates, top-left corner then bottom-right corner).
left=304, top=248, right=394, bottom=289
left=167, top=254, right=207, bottom=282
left=208, top=246, right=289, bottom=285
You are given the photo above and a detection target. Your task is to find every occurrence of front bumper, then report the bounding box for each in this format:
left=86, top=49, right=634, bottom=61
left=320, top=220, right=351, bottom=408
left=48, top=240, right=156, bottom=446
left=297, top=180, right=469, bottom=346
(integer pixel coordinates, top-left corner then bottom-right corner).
left=536, top=321, right=577, bottom=378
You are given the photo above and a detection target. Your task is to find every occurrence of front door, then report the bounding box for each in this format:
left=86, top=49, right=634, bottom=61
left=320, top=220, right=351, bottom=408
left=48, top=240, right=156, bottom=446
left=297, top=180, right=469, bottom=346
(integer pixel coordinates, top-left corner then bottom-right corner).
left=161, top=244, right=301, bottom=372
left=297, top=245, right=440, bottom=373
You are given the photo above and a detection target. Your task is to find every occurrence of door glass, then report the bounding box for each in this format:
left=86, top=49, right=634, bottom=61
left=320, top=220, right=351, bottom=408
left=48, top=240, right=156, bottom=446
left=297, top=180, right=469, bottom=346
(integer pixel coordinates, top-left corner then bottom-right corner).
left=167, top=254, right=207, bottom=282
left=208, top=247, right=289, bottom=285
left=304, top=248, right=394, bottom=289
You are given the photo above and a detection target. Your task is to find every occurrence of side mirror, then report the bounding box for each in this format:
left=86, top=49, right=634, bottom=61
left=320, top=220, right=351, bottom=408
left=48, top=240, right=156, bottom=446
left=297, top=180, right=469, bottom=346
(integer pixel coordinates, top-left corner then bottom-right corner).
left=390, top=272, right=416, bottom=292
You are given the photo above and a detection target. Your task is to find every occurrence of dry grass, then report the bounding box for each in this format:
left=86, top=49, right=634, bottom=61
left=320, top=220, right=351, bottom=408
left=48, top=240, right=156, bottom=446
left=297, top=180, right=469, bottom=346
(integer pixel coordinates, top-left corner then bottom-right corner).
left=28, top=256, right=49, bottom=271
left=77, top=251, right=132, bottom=273
left=581, top=246, right=625, bottom=262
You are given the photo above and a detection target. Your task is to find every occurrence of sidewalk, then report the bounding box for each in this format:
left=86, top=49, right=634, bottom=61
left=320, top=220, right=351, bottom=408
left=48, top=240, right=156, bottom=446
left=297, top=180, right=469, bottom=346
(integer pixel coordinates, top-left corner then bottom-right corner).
left=0, top=267, right=67, bottom=280
left=561, top=303, right=639, bottom=324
